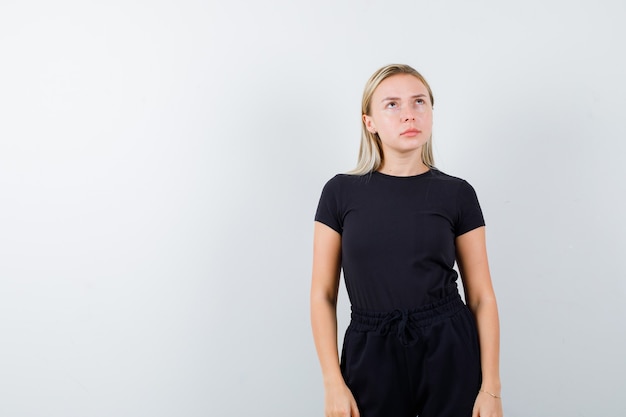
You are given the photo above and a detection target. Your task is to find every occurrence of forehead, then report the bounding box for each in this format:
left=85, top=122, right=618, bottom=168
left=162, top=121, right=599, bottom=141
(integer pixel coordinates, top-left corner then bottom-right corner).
left=373, top=73, right=428, bottom=98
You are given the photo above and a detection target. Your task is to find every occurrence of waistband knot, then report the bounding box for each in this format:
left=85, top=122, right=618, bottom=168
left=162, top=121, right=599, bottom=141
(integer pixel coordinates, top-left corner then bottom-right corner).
left=350, top=293, right=465, bottom=347
left=378, top=309, right=419, bottom=346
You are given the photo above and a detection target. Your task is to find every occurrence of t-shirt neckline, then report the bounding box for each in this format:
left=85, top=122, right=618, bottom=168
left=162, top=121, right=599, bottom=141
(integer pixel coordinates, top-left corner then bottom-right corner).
left=372, top=169, right=433, bottom=180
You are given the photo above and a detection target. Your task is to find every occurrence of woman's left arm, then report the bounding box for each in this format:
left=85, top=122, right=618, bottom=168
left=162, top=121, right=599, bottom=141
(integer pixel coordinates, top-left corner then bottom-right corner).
left=456, top=226, right=503, bottom=417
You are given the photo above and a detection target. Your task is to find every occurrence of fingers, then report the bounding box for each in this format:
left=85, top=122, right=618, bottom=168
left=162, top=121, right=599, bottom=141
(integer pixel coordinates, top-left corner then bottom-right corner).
left=472, top=396, right=503, bottom=417
left=325, top=400, right=359, bottom=417
left=326, top=406, right=356, bottom=417
left=350, top=399, right=360, bottom=417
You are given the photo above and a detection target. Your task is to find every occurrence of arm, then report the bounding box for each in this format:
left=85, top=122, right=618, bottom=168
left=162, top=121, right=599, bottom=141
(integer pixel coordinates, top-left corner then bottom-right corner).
left=310, top=221, right=360, bottom=417
left=456, top=226, right=503, bottom=417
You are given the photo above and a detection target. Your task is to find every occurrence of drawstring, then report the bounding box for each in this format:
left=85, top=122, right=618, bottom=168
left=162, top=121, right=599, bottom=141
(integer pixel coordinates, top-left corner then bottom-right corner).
left=378, top=309, right=418, bottom=346
left=350, top=293, right=465, bottom=346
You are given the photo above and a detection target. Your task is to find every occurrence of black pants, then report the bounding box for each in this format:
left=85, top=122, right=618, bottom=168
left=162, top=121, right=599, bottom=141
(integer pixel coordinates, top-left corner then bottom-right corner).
left=340, top=293, right=481, bottom=417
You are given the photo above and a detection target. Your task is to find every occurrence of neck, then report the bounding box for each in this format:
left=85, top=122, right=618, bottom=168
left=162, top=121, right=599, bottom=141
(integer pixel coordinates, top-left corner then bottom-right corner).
left=378, top=153, right=429, bottom=177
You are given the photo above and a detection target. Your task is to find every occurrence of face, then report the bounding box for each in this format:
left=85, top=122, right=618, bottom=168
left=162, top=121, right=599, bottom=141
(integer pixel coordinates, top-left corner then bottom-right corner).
left=363, top=73, right=433, bottom=157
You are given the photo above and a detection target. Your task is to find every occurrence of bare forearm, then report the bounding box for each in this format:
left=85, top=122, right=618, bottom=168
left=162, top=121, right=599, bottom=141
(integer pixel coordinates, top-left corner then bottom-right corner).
left=469, top=297, right=501, bottom=393
left=311, top=296, right=344, bottom=386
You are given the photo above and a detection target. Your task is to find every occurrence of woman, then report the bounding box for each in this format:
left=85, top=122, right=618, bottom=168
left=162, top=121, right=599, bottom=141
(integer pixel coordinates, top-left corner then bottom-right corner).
left=311, top=64, right=502, bottom=417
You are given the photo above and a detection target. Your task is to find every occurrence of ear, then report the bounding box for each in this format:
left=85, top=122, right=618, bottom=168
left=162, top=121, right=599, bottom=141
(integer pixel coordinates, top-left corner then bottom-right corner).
left=363, top=114, right=377, bottom=134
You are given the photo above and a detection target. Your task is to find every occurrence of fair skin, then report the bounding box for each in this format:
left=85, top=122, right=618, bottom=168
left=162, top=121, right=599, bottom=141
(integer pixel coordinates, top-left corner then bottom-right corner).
left=363, top=73, right=433, bottom=176
left=311, top=73, right=502, bottom=417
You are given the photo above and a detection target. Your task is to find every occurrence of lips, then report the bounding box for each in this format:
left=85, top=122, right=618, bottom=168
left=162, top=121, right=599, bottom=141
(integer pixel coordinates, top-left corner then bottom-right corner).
left=401, top=128, right=421, bottom=136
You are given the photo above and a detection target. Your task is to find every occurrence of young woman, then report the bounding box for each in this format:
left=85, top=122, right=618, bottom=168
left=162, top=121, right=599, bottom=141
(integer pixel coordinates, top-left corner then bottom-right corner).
left=311, top=64, right=503, bottom=417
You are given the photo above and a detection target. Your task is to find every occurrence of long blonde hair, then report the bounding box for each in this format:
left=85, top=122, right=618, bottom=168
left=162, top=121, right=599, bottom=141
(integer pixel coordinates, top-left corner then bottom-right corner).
left=349, top=64, right=435, bottom=175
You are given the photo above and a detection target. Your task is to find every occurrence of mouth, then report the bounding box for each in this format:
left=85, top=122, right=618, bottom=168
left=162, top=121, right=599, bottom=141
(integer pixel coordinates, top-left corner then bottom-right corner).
left=401, top=128, right=421, bottom=136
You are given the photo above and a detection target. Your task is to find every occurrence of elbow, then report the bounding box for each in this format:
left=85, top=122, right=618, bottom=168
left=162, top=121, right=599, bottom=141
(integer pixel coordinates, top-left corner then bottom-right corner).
left=311, top=292, right=338, bottom=309
left=466, top=295, right=498, bottom=315
left=310, top=286, right=339, bottom=309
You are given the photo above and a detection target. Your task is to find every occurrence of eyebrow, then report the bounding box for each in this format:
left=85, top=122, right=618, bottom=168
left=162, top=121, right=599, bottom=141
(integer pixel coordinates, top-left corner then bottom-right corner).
left=381, top=94, right=428, bottom=102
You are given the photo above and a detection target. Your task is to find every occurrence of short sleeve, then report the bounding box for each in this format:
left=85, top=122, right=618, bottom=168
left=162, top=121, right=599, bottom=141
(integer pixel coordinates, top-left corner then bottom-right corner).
left=314, top=176, right=343, bottom=234
left=455, top=180, right=485, bottom=236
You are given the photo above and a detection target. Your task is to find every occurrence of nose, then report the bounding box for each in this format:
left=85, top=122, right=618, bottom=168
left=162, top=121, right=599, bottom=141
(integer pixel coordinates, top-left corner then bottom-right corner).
left=402, top=108, right=417, bottom=122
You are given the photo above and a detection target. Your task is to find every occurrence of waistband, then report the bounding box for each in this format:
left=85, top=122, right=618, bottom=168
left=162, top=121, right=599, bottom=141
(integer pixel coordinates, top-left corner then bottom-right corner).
left=349, top=293, right=465, bottom=346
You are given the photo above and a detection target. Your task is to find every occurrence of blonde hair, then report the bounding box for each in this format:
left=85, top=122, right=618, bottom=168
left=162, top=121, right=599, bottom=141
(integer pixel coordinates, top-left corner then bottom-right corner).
left=349, top=64, right=435, bottom=175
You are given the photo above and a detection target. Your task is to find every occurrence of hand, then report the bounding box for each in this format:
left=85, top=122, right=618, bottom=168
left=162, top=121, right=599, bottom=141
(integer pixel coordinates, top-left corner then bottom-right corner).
left=324, top=381, right=360, bottom=417
left=472, top=390, right=503, bottom=417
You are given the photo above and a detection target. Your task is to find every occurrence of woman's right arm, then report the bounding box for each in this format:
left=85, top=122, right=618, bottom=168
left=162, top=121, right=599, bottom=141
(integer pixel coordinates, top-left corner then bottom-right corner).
left=310, top=221, right=360, bottom=417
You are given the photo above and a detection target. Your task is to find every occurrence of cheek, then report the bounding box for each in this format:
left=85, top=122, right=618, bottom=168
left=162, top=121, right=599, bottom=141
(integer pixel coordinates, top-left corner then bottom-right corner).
left=422, top=113, right=433, bottom=128
left=378, top=114, right=398, bottom=129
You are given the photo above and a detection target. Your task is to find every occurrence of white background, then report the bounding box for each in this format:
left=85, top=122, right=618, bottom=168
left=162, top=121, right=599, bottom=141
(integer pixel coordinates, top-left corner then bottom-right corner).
left=1, top=1, right=625, bottom=416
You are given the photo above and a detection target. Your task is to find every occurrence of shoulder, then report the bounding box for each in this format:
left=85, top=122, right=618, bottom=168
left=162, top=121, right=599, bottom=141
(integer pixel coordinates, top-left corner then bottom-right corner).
left=428, top=169, right=476, bottom=189
left=321, top=173, right=372, bottom=191
left=326, top=172, right=371, bottom=183
left=428, top=169, right=482, bottom=205
left=429, top=168, right=468, bottom=183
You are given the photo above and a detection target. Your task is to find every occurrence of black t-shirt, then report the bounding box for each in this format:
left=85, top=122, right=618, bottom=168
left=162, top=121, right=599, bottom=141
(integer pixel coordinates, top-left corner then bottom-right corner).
left=314, top=169, right=485, bottom=311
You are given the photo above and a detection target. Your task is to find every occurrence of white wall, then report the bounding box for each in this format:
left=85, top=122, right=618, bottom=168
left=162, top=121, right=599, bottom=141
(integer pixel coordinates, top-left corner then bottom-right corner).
left=1, top=1, right=625, bottom=416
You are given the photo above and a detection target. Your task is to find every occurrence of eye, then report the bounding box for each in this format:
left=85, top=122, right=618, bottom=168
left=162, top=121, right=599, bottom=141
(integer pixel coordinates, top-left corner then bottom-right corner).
left=385, top=101, right=398, bottom=109
left=415, top=98, right=425, bottom=105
